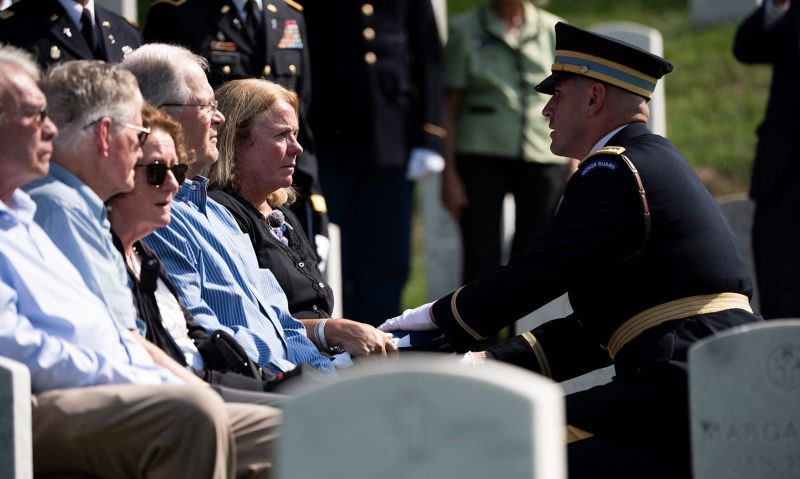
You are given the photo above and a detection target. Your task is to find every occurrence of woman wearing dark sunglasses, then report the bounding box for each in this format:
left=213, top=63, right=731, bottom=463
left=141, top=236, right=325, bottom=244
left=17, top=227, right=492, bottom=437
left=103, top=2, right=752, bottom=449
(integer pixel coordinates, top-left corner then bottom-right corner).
left=108, top=105, right=287, bottom=396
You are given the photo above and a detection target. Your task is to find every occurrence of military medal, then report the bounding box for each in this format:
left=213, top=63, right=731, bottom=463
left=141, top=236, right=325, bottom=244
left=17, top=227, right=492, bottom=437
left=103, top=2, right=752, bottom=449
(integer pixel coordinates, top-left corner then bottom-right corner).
left=277, top=19, right=303, bottom=49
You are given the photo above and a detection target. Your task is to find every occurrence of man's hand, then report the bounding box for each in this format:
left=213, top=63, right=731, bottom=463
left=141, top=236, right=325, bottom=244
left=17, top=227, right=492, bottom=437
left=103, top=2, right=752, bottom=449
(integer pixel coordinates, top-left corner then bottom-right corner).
left=377, top=302, right=438, bottom=332
left=325, top=319, right=398, bottom=357
left=441, top=168, right=468, bottom=219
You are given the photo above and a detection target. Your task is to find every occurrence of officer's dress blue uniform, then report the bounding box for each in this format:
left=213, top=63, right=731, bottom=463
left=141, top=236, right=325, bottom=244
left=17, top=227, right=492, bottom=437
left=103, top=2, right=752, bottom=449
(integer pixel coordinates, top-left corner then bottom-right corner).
left=432, top=122, right=762, bottom=478
left=302, top=0, right=446, bottom=324
left=0, top=0, right=141, bottom=68
left=144, top=0, right=328, bottom=249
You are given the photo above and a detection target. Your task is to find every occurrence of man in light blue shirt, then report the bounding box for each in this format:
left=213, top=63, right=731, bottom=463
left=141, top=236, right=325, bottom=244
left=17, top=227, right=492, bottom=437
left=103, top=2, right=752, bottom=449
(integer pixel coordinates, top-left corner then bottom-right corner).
left=24, top=61, right=143, bottom=330
left=124, top=44, right=396, bottom=376
left=0, top=45, right=278, bottom=478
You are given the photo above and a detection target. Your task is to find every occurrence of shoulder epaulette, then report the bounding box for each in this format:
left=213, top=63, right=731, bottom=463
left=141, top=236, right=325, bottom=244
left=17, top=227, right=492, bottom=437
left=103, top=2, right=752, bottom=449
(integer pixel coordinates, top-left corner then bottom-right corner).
left=583, top=145, right=626, bottom=162
left=150, top=0, right=187, bottom=7
left=282, top=0, right=303, bottom=12
left=0, top=10, right=15, bottom=20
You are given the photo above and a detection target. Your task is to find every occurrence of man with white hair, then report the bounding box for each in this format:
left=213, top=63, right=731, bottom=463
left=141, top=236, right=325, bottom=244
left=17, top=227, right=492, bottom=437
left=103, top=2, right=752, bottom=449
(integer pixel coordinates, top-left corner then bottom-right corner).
left=122, top=43, right=396, bottom=377
left=0, top=43, right=278, bottom=478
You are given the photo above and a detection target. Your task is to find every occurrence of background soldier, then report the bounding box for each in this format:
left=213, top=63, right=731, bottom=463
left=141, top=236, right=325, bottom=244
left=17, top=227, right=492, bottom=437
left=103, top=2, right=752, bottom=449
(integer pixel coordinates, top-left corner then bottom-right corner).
left=0, top=0, right=141, bottom=68
left=302, top=0, right=446, bottom=324
left=144, top=0, right=329, bottom=262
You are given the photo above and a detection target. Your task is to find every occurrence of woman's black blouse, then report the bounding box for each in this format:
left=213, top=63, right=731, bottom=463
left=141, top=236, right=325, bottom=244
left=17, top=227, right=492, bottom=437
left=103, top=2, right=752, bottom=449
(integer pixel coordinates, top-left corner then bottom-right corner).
left=209, top=188, right=334, bottom=319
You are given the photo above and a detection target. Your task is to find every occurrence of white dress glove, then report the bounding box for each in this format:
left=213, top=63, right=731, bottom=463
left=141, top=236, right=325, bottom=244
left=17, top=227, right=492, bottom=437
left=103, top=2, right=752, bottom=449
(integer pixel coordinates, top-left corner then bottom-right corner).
left=406, top=147, right=445, bottom=181
left=377, top=302, right=438, bottom=332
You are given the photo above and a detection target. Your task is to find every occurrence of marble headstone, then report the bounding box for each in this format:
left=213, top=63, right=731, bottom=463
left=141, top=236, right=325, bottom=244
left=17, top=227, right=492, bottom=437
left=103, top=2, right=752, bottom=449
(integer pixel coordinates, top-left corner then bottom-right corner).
left=278, top=355, right=566, bottom=479
left=717, top=194, right=759, bottom=314
left=0, top=357, right=32, bottom=479
left=690, top=320, right=800, bottom=478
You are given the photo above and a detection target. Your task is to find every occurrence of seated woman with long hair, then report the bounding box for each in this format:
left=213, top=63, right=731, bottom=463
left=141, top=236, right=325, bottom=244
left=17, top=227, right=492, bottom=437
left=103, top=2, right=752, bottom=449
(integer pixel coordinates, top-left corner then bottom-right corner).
left=206, top=79, right=396, bottom=357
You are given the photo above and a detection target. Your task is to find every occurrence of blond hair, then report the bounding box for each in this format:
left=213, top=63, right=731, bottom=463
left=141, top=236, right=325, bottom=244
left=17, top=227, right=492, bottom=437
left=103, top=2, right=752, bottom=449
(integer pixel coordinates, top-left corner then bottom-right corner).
left=207, top=79, right=300, bottom=207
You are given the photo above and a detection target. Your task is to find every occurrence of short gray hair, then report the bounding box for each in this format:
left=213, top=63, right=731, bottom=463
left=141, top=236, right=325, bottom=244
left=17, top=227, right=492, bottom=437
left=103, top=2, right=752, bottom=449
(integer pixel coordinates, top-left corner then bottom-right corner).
left=42, top=60, right=142, bottom=154
left=121, top=43, right=209, bottom=107
left=0, top=43, right=40, bottom=120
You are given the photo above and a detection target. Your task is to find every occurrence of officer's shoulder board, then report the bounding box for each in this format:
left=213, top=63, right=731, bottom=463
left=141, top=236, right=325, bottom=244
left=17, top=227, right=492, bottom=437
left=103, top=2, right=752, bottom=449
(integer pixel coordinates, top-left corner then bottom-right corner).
left=282, top=0, right=303, bottom=12
left=149, top=0, right=187, bottom=7
left=0, top=9, right=14, bottom=20
left=579, top=146, right=627, bottom=178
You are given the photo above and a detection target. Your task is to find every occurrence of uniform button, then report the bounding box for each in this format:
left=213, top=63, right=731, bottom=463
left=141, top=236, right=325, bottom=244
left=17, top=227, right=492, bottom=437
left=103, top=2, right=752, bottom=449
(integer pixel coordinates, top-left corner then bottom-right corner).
left=362, top=27, right=375, bottom=40
left=263, top=65, right=272, bottom=76
left=298, top=262, right=305, bottom=268
left=364, top=51, right=377, bottom=64
left=222, top=65, right=231, bottom=75
left=288, top=64, right=297, bottom=74
left=361, top=3, right=374, bottom=16
left=318, top=282, right=325, bottom=288
left=313, top=304, right=318, bottom=311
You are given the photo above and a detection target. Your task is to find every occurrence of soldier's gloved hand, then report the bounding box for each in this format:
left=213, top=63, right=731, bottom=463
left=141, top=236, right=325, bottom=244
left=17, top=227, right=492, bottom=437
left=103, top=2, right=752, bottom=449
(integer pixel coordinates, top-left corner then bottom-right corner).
left=406, top=147, right=444, bottom=181
left=377, top=302, right=438, bottom=332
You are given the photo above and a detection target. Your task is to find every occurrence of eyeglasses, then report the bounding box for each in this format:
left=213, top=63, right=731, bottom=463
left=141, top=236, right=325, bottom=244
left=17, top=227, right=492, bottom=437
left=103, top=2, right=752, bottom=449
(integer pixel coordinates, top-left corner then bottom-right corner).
left=84, top=117, right=151, bottom=146
left=135, top=161, right=189, bottom=186
left=21, top=105, right=48, bottom=128
left=122, top=122, right=151, bottom=147
left=160, top=99, right=218, bottom=116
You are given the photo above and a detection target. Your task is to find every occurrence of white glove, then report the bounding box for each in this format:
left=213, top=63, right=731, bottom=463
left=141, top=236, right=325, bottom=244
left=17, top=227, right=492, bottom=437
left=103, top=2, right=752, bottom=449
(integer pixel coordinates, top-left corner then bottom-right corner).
left=406, top=147, right=444, bottom=181
left=377, top=302, right=438, bottom=332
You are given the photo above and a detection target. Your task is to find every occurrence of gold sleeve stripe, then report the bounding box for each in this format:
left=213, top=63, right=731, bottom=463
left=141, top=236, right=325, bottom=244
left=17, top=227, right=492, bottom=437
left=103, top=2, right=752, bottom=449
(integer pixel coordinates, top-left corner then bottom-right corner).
left=566, top=425, right=594, bottom=444
left=422, top=123, right=447, bottom=139
left=521, top=331, right=552, bottom=378
left=450, top=287, right=488, bottom=341
left=309, top=194, right=327, bottom=213
left=150, top=0, right=187, bottom=6
left=283, top=0, right=304, bottom=11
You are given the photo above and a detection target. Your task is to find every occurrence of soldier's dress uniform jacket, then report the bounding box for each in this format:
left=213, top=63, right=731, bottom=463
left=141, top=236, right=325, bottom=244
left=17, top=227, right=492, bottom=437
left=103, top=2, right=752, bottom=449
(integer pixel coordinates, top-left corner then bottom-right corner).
left=734, top=2, right=800, bottom=318
left=0, top=0, right=141, bottom=68
left=432, top=122, right=761, bottom=476
left=301, top=0, right=445, bottom=323
left=144, top=0, right=328, bottom=246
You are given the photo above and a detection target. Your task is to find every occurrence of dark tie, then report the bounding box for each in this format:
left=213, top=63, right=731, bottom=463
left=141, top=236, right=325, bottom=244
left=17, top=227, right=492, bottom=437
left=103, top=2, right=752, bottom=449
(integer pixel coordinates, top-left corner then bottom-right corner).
left=80, top=7, right=97, bottom=56
left=244, top=0, right=261, bottom=45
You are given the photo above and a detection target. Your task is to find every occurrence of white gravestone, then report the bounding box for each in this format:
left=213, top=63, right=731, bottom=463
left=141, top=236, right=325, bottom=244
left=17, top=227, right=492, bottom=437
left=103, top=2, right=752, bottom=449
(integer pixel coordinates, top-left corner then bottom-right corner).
left=590, top=22, right=667, bottom=137
left=690, top=0, right=760, bottom=28
left=278, top=355, right=566, bottom=479
left=717, top=194, right=759, bottom=314
left=689, top=320, right=800, bottom=479
left=0, top=357, right=32, bottom=479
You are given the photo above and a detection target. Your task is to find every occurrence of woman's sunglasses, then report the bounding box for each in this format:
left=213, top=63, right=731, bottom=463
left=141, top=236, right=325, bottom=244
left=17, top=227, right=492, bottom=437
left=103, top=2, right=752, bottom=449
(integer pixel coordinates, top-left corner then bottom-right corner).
left=135, top=161, right=189, bottom=186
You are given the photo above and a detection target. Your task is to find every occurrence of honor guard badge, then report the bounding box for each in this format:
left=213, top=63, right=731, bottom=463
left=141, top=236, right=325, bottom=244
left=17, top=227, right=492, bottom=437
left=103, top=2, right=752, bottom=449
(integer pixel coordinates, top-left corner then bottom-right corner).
left=277, top=19, right=302, bottom=48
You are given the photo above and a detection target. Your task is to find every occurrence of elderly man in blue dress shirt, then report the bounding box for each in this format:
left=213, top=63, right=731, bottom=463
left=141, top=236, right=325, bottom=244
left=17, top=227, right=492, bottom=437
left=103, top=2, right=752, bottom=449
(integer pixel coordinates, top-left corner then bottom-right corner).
left=0, top=43, right=278, bottom=479
left=122, top=43, right=396, bottom=376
